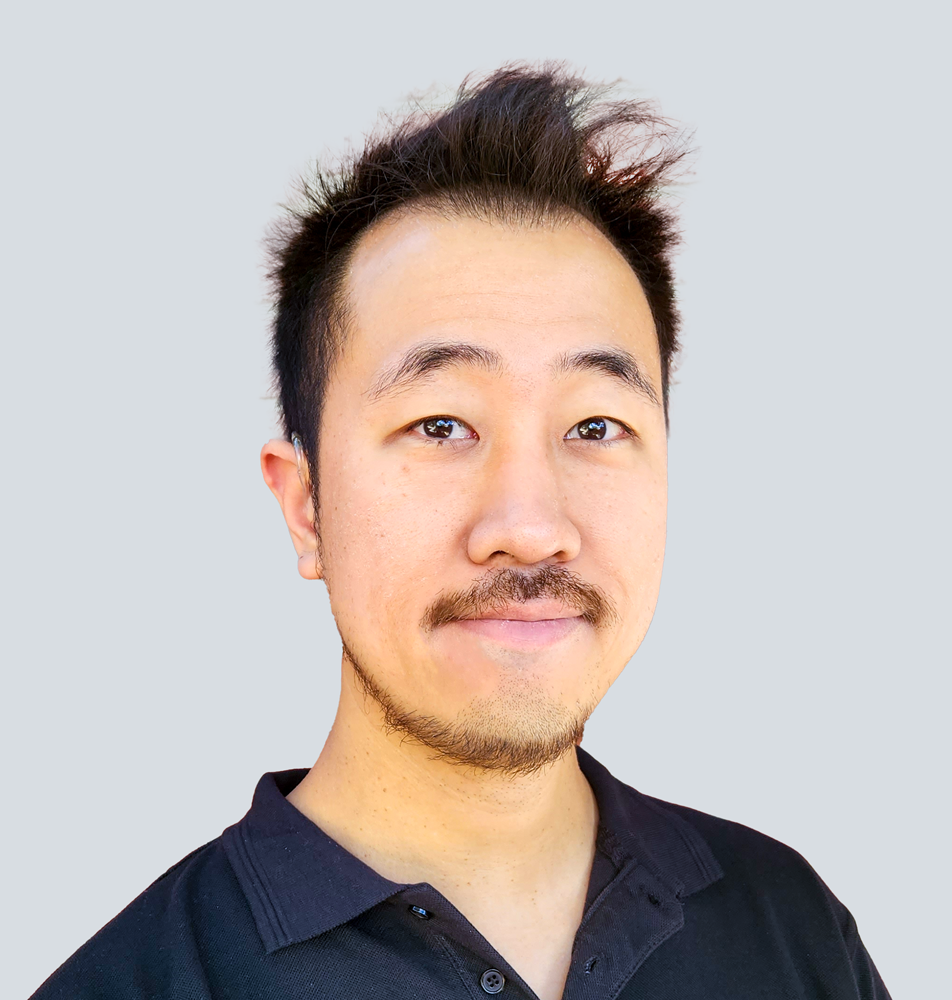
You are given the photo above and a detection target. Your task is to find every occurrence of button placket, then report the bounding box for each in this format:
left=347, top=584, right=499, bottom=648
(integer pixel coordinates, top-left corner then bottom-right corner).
left=563, top=861, right=685, bottom=998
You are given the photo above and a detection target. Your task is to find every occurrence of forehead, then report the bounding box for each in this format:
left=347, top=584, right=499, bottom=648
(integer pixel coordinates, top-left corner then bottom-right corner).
left=339, top=208, right=661, bottom=385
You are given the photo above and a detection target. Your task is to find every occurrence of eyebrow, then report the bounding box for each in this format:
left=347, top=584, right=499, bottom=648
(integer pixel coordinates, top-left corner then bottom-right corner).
left=365, top=340, right=660, bottom=407
left=366, top=341, right=503, bottom=401
left=553, top=348, right=661, bottom=407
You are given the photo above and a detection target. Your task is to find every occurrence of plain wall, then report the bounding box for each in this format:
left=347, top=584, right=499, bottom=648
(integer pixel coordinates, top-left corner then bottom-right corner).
left=3, top=1, right=947, bottom=996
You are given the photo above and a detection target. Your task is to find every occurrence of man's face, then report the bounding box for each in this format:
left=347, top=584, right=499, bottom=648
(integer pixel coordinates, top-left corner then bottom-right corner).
left=316, top=209, right=668, bottom=772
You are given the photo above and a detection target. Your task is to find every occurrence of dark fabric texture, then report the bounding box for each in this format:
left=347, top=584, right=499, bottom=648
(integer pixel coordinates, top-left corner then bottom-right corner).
left=30, top=748, right=891, bottom=999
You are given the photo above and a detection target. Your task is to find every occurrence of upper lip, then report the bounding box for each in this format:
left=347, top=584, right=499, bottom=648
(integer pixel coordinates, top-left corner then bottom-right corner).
left=460, top=601, right=582, bottom=622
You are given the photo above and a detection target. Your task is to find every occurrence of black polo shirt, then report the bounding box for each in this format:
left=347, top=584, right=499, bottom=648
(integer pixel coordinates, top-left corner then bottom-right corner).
left=30, top=748, right=891, bottom=999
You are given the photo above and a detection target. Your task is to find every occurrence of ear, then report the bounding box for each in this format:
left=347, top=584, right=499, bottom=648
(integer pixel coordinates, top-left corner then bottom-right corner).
left=260, top=439, right=323, bottom=580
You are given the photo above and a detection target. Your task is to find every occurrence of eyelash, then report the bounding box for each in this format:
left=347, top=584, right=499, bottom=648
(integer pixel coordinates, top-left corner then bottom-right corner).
left=407, top=415, right=635, bottom=444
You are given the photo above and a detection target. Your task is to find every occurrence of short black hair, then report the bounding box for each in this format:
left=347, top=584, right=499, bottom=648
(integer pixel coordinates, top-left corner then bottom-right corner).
left=267, top=63, right=690, bottom=506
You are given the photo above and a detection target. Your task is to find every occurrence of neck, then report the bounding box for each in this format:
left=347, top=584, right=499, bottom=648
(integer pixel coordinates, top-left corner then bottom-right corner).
left=286, top=659, right=599, bottom=893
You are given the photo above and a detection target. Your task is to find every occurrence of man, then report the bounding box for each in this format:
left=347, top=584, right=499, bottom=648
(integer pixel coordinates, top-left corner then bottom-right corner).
left=31, top=65, right=891, bottom=999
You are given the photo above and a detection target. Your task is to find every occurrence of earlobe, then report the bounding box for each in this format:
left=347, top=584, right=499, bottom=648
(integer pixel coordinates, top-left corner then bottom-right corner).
left=260, top=438, right=324, bottom=580
left=297, top=550, right=322, bottom=580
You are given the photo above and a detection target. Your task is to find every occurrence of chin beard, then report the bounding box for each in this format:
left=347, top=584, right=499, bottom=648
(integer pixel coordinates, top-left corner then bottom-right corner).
left=340, top=639, right=594, bottom=777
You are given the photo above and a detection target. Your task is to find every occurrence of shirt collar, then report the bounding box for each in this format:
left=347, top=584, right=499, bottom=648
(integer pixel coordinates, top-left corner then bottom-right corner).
left=575, top=748, right=723, bottom=899
left=222, top=747, right=723, bottom=954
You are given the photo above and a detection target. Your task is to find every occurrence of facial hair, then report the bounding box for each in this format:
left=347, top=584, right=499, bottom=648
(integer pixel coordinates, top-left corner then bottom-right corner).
left=339, top=566, right=615, bottom=777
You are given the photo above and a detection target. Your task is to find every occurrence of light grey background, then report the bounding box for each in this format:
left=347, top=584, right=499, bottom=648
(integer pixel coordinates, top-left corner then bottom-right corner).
left=3, top=1, right=947, bottom=996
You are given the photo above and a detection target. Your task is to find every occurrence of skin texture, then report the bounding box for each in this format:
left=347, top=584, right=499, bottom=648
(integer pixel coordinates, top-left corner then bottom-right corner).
left=260, top=209, right=667, bottom=1000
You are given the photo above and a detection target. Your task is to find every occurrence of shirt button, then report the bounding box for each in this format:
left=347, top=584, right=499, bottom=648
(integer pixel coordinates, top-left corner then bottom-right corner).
left=480, top=969, right=505, bottom=994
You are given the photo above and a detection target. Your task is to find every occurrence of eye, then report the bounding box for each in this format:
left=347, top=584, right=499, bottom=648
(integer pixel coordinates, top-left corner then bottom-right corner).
left=564, top=416, right=631, bottom=442
left=409, top=416, right=477, bottom=441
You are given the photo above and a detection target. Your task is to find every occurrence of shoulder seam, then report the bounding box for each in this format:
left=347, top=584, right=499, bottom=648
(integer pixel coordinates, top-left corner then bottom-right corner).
left=141, top=838, right=218, bottom=893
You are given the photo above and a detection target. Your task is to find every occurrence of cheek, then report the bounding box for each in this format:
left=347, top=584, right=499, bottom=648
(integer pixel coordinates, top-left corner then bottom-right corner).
left=318, top=455, right=464, bottom=627
left=577, top=475, right=667, bottom=616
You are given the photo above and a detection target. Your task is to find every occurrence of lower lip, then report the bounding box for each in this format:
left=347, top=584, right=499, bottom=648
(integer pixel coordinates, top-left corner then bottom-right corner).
left=450, top=617, right=584, bottom=647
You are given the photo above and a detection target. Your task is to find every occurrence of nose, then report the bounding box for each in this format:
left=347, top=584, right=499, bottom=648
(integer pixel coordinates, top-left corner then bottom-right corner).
left=465, top=438, right=582, bottom=567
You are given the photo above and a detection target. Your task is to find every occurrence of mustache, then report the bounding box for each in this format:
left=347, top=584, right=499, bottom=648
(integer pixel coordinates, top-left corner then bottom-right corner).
left=421, top=565, right=618, bottom=632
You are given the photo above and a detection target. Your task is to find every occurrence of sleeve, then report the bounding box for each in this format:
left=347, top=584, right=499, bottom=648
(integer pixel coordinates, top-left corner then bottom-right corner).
left=838, top=904, right=893, bottom=1000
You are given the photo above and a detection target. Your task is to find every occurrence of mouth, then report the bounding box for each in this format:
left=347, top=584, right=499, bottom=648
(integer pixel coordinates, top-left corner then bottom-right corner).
left=448, top=602, right=585, bottom=647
